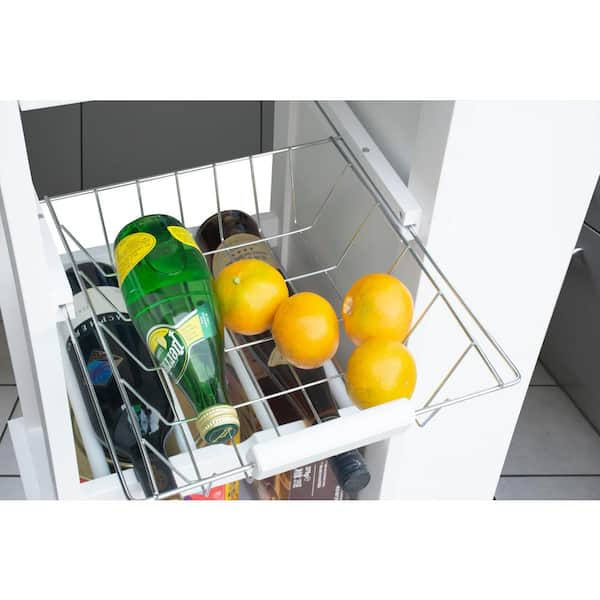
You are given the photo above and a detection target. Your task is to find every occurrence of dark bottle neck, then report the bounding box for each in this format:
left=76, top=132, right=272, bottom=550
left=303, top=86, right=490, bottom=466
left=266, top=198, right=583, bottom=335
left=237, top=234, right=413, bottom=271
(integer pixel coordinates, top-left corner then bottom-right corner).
left=196, top=210, right=260, bottom=260
left=66, top=261, right=118, bottom=295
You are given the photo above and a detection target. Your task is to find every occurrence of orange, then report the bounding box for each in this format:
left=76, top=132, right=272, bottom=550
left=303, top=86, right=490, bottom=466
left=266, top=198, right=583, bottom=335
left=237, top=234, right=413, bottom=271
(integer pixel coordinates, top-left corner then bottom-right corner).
left=345, top=338, right=417, bottom=409
left=272, top=292, right=339, bottom=369
left=214, top=258, right=289, bottom=335
left=342, top=273, right=413, bottom=345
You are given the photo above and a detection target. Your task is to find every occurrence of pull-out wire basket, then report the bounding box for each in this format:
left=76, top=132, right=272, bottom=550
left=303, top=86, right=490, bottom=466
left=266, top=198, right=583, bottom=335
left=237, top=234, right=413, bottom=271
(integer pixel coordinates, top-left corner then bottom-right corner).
left=41, top=119, right=520, bottom=500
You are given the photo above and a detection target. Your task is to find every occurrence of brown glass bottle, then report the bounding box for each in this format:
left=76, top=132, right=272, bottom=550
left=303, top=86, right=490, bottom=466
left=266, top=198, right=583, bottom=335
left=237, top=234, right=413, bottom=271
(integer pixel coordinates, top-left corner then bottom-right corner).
left=234, top=374, right=348, bottom=500
left=196, top=210, right=371, bottom=494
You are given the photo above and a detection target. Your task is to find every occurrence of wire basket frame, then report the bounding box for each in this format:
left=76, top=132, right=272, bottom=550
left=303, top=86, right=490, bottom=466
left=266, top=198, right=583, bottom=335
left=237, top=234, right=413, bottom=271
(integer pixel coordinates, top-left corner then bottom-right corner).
left=42, top=134, right=520, bottom=500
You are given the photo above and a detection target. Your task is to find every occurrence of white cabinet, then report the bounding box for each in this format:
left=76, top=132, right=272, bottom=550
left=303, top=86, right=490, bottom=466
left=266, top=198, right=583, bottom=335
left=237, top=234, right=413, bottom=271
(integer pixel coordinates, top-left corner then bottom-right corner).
left=1, top=100, right=598, bottom=499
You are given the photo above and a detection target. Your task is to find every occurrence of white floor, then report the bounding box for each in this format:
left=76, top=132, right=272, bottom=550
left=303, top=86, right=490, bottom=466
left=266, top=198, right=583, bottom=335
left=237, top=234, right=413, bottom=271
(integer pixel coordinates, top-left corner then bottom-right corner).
left=0, top=321, right=25, bottom=500
left=496, top=362, right=600, bottom=500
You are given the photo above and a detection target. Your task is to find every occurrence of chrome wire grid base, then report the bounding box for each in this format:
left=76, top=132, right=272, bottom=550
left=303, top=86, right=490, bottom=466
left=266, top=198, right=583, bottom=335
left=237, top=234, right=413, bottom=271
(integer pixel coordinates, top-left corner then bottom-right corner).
left=42, top=131, right=520, bottom=500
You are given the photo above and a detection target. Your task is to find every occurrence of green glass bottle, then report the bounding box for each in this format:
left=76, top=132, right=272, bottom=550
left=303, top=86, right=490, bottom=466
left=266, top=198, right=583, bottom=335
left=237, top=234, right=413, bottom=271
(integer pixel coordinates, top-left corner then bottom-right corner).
left=114, top=214, right=239, bottom=444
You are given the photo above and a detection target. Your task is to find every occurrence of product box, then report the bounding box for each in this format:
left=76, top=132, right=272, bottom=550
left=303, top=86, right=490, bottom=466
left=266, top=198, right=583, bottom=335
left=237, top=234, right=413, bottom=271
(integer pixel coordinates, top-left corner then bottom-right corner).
left=254, top=458, right=346, bottom=500
left=184, top=481, right=240, bottom=500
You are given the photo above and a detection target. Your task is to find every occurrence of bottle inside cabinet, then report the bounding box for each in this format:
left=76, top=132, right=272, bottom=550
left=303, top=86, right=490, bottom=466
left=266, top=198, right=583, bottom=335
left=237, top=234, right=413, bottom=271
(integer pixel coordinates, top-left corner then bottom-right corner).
left=227, top=355, right=351, bottom=500
left=65, top=261, right=179, bottom=497
left=196, top=209, right=370, bottom=496
left=114, top=214, right=239, bottom=445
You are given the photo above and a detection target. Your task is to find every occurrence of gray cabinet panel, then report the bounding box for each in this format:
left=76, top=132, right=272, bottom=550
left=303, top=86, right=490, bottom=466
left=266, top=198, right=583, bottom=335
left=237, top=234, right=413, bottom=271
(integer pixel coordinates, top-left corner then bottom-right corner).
left=584, top=176, right=600, bottom=233
left=21, top=103, right=81, bottom=198
left=82, top=101, right=262, bottom=189
left=261, top=101, right=274, bottom=151
left=540, top=223, right=600, bottom=430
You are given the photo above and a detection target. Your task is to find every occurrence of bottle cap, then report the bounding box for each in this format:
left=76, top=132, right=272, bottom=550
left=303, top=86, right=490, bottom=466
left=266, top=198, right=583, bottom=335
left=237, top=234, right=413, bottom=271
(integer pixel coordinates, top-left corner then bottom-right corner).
left=196, top=404, right=240, bottom=444
left=329, top=449, right=371, bottom=495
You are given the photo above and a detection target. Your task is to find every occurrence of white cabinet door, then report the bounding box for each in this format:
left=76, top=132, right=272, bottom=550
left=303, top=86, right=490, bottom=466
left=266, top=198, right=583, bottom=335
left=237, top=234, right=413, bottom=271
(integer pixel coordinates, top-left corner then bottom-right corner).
left=275, top=100, right=600, bottom=498
left=0, top=101, right=80, bottom=499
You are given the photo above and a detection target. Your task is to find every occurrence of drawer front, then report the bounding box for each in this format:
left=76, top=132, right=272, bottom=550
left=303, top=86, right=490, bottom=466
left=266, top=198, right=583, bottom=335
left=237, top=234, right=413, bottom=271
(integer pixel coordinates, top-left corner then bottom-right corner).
left=82, top=101, right=262, bottom=189
left=22, top=102, right=274, bottom=197
left=21, top=103, right=82, bottom=198
left=541, top=223, right=600, bottom=429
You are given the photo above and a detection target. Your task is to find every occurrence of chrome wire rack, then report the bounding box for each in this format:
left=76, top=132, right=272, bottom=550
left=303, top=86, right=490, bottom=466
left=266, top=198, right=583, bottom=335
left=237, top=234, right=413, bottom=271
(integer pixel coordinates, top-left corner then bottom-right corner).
left=42, top=125, right=520, bottom=500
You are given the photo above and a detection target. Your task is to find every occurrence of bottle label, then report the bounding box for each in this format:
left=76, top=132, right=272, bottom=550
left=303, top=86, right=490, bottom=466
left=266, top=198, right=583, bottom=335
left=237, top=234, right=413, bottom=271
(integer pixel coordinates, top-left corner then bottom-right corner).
left=267, top=345, right=290, bottom=368
left=69, top=287, right=128, bottom=387
left=115, top=232, right=156, bottom=285
left=212, top=232, right=279, bottom=276
left=167, top=225, right=201, bottom=251
left=86, top=349, right=124, bottom=386
left=72, top=286, right=127, bottom=326
left=130, top=402, right=160, bottom=435
left=147, top=306, right=216, bottom=383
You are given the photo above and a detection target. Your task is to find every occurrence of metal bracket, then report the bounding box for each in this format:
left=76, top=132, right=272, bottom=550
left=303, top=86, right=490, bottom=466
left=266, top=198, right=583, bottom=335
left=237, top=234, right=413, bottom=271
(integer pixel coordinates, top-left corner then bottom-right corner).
left=316, top=101, right=423, bottom=230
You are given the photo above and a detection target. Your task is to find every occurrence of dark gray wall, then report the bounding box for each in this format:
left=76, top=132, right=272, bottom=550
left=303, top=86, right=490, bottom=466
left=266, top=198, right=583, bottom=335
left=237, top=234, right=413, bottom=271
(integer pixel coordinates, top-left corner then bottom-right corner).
left=584, top=176, right=600, bottom=233
left=20, top=103, right=82, bottom=198
left=541, top=175, right=600, bottom=429
left=21, top=101, right=275, bottom=198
